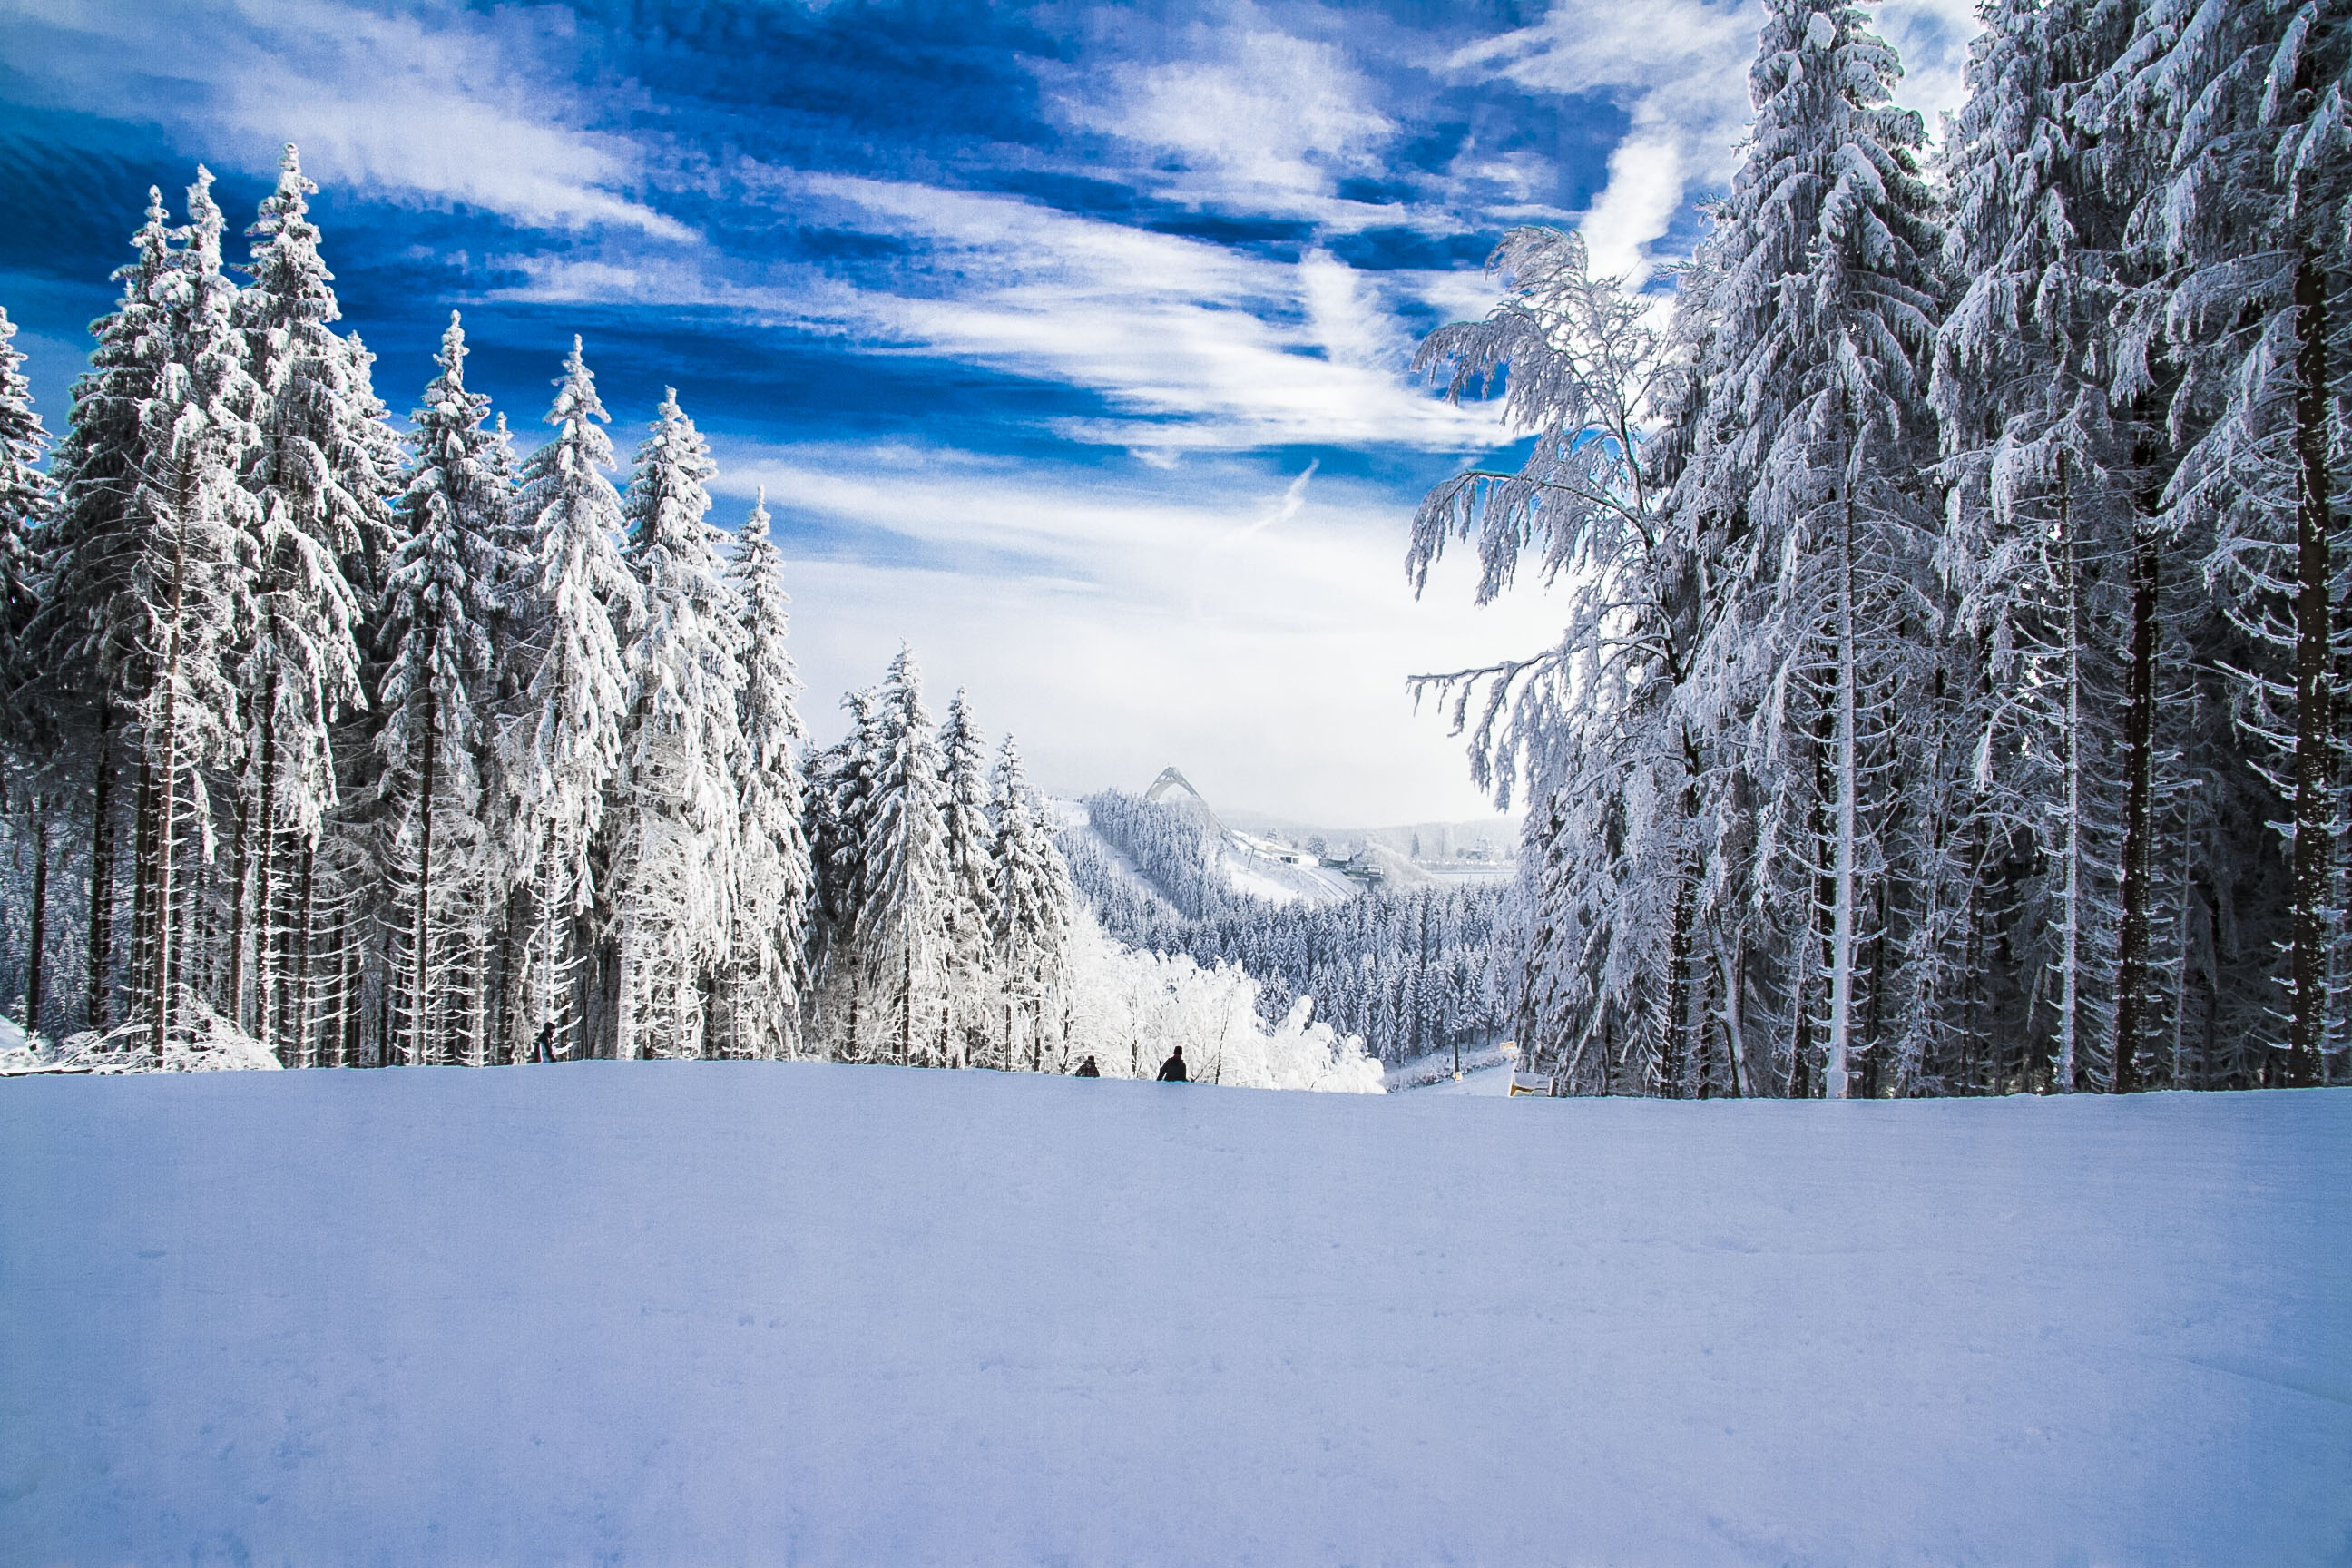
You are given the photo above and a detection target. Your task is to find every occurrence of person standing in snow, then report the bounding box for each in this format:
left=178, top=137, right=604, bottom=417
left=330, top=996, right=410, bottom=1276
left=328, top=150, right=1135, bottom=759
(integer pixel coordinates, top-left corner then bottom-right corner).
left=1073, top=1055, right=1100, bottom=1077
left=1156, top=1045, right=1187, bottom=1083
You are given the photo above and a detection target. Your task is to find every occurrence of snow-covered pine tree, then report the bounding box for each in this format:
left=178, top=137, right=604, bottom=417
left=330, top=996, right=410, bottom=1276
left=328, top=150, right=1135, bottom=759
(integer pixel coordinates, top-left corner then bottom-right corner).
left=32, top=189, right=180, bottom=1032
left=0, top=307, right=44, bottom=700
left=0, top=306, right=55, bottom=1038
left=1669, top=0, right=1945, bottom=1098
left=230, top=144, right=383, bottom=1064
left=132, top=167, right=264, bottom=1058
left=936, top=687, right=997, bottom=1061
left=987, top=734, right=1072, bottom=1070
left=1931, top=0, right=2148, bottom=1092
left=613, top=387, right=744, bottom=1061
left=806, top=685, right=878, bottom=1056
left=502, top=338, right=640, bottom=1060
left=376, top=314, right=506, bottom=1066
left=720, top=487, right=812, bottom=1058
left=2105, top=0, right=2351, bottom=1085
left=858, top=646, right=949, bottom=1065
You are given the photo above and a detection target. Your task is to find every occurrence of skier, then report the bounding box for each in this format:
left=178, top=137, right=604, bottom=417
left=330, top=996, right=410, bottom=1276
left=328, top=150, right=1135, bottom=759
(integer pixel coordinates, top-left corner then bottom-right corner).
left=1156, top=1044, right=1188, bottom=1083
left=1073, top=1055, right=1100, bottom=1077
left=534, top=1020, right=555, bottom=1063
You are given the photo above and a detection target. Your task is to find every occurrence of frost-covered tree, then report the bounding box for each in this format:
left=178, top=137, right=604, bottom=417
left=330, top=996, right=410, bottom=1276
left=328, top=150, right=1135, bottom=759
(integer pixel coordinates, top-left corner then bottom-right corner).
left=988, top=735, right=1073, bottom=1070
left=1666, top=0, right=1944, bottom=1098
left=858, top=646, right=949, bottom=1064
left=0, top=307, right=45, bottom=699
left=1411, top=225, right=1712, bottom=1094
left=502, top=338, right=640, bottom=1058
left=807, top=684, right=878, bottom=1053
left=377, top=314, right=505, bottom=1065
left=2101, top=0, right=2352, bottom=1083
left=133, top=167, right=264, bottom=1058
left=230, top=143, right=383, bottom=1063
left=613, top=388, right=743, bottom=1061
left=32, top=189, right=179, bottom=1031
left=0, top=306, right=54, bottom=1037
left=720, top=488, right=811, bottom=1058
left=936, top=687, right=998, bottom=1054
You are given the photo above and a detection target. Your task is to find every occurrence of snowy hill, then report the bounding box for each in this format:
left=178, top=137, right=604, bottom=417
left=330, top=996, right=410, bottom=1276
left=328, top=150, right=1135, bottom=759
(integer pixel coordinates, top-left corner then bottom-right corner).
left=4, top=1067, right=2344, bottom=1564
left=1056, top=798, right=1356, bottom=909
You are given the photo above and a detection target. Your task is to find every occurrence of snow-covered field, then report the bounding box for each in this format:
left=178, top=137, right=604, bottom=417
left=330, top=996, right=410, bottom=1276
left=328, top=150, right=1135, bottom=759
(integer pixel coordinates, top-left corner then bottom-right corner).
left=3, top=1067, right=2345, bottom=1566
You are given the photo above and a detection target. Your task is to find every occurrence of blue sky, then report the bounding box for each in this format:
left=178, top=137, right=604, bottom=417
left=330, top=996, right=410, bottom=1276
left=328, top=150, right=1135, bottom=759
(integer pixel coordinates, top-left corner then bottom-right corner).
left=0, top=0, right=1978, bottom=825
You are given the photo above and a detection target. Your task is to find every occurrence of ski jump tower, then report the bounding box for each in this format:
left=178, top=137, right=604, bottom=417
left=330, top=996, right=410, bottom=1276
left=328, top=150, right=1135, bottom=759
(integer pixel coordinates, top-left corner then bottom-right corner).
left=1144, top=767, right=1228, bottom=836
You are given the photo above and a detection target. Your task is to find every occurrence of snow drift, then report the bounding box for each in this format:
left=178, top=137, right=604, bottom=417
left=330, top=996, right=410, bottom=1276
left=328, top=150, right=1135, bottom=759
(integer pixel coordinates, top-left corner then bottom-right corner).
left=2, top=1069, right=2344, bottom=1565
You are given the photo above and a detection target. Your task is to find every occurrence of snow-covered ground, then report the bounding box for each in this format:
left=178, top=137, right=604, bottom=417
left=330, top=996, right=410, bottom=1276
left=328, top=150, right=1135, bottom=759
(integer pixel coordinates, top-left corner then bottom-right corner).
left=1406, top=1059, right=1515, bottom=1094
left=3, top=1068, right=2344, bottom=1565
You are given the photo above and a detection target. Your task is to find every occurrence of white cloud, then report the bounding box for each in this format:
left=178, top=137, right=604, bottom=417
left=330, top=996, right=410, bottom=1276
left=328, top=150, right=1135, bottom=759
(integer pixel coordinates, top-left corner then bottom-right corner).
left=713, top=442, right=1562, bottom=826
left=1460, top=0, right=1982, bottom=279
left=1053, top=25, right=1396, bottom=220
left=493, top=173, right=1504, bottom=455
left=1453, top=0, right=1757, bottom=279
left=0, top=0, right=690, bottom=238
left=1580, top=134, right=1685, bottom=283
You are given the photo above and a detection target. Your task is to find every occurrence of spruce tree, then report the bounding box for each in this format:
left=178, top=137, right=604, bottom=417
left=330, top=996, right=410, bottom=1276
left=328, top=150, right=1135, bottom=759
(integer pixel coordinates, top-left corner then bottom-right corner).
left=1671, top=0, right=1945, bottom=1097
left=34, top=189, right=178, bottom=1031
left=503, top=338, right=639, bottom=1057
left=614, top=387, right=743, bottom=1060
left=807, top=685, right=879, bottom=1057
left=377, top=314, right=505, bottom=1065
left=859, top=646, right=948, bottom=1065
left=937, top=687, right=997, bottom=1058
left=231, top=143, right=384, bottom=1062
left=989, top=735, right=1073, bottom=1070
left=722, top=488, right=812, bottom=1058
left=2108, top=0, right=2351, bottom=1083
left=134, top=167, right=264, bottom=1058
left=0, top=307, right=54, bottom=1038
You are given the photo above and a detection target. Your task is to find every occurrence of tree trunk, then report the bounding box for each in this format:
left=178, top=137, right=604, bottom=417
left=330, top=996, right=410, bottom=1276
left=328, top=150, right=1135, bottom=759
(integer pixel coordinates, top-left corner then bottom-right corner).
left=1827, top=483, right=1860, bottom=1100
left=2287, top=247, right=2333, bottom=1088
left=24, top=799, right=47, bottom=1037
left=615, top=924, right=635, bottom=1062
left=1665, top=857, right=1697, bottom=1095
left=255, top=703, right=279, bottom=1059
left=147, top=522, right=190, bottom=1064
left=900, top=939, right=915, bottom=1065
left=2113, top=512, right=2160, bottom=1093
left=411, top=718, right=436, bottom=1067
left=85, top=705, right=116, bottom=1029
left=228, top=791, right=248, bottom=1035
left=2057, top=451, right=2083, bottom=1093
left=130, top=752, right=155, bottom=1008
left=1716, top=940, right=1749, bottom=1096
left=289, top=837, right=315, bottom=1066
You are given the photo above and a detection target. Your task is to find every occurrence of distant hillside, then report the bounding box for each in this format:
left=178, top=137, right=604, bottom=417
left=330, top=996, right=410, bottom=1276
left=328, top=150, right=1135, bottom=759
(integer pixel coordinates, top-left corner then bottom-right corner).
left=1060, top=790, right=1512, bottom=1066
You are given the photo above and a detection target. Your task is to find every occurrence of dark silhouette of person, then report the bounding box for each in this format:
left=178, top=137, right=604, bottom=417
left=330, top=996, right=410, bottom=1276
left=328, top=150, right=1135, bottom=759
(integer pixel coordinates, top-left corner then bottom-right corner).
left=1073, top=1055, right=1101, bottom=1077
left=534, top=1021, right=555, bottom=1063
left=1157, top=1044, right=1188, bottom=1083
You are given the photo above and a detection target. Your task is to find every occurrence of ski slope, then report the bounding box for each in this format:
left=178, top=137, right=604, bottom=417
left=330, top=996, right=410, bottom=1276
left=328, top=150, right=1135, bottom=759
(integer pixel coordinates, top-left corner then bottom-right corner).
left=3, top=1066, right=2345, bottom=1565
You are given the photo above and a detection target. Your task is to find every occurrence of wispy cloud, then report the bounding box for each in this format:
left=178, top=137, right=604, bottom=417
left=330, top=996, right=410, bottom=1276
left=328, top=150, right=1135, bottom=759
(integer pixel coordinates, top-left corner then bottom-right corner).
left=1049, top=22, right=1397, bottom=222
left=1453, top=0, right=1757, bottom=282
left=1458, top=0, right=1979, bottom=283
left=0, top=0, right=689, bottom=238
left=491, top=171, right=1501, bottom=455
